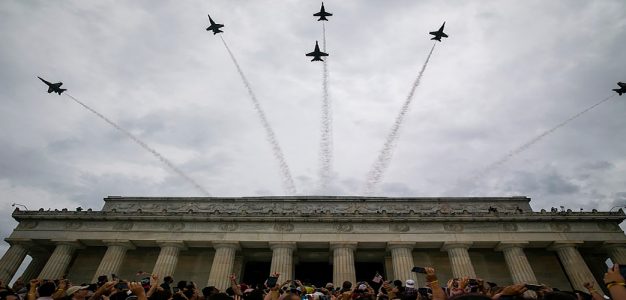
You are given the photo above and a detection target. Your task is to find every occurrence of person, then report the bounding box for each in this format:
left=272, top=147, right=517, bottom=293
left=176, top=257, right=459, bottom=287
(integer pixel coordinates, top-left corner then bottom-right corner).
left=65, top=286, right=89, bottom=300
left=402, top=280, right=416, bottom=300
left=604, top=263, right=626, bottom=300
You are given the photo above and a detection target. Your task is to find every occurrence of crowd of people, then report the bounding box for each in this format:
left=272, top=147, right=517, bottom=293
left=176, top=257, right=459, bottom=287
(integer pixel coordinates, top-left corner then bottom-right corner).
left=1, top=264, right=625, bottom=300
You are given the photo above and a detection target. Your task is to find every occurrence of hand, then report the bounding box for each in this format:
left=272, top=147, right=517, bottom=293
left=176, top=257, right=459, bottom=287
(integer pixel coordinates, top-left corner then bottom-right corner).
left=97, top=281, right=117, bottom=295
left=129, top=282, right=146, bottom=296
left=229, top=274, right=237, bottom=281
left=500, top=284, right=527, bottom=296
left=29, top=279, right=40, bottom=289
left=425, top=267, right=437, bottom=282
left=583, top=282, right=594, bottom=290
left=604, top=264, right=626, bottom=284
left=150, top=274, right=159, bottom=286
left=58, top=279, right=69, bottom=289
left=459, top=277, right=469, bottom=289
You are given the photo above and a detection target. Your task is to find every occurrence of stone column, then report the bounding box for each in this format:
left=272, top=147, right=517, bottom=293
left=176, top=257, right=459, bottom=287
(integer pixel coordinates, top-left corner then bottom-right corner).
left=388, top=242, right=415, bottom=283
left=550, top=241, right=603, bottom=295
left=207, top=242, right=239, bottom=290
left=92, top=240, right=135, bottom=283
left=38, top=240, right=82, bottom=279
left=442, top=242, right=476, bottom=278
left=0, top=239, right=31, bottom=283
left=496, top=242, right=537, bottom=284
left=604, top=242, right=626, bottom=264
left=331, top=242, right=357, bottom=287
left=270, top=242, right=296, bottom=282
left=152, top=241, right=186, bottom=277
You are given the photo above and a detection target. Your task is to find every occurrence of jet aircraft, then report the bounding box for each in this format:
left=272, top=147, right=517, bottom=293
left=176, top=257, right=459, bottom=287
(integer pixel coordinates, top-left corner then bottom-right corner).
left=613, top=82, right=626, bottom=96
left=306, top=41, right=328, bottom=62
left=206, top=15, right=224, bottom=34
left=429, top=22, right=448, bottom=42
left=37, top=76, right=66, bottom=95
left=314, top=2, right=332, bottom=21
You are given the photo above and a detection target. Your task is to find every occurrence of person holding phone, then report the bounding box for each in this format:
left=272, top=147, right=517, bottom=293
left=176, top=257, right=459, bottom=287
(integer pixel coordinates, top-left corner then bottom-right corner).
left=604, top=263, right=626, bottom=300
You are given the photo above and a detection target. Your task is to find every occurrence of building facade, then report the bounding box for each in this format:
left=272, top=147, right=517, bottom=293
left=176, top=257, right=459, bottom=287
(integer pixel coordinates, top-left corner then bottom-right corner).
left=0, top=196, right=625, bottom=294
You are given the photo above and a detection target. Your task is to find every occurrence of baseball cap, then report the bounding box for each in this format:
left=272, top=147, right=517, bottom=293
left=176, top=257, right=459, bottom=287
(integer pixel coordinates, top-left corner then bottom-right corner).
left=66, top=286, right=88, bottom=296
left=405, top=280, right=416, bottom=288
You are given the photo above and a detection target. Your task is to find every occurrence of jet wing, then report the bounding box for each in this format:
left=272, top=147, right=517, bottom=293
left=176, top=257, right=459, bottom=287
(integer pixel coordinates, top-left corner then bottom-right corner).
left=47, top=86, right=54, bottom=93
left=52, top=82, right=63, bottom=87
left=441, top=32, right=448, bottom=38
left=306, top=51, right=316, bottom=56
left=618, top=82, right=626, bottom=88
left=429, top=31, right=438, bottom=35
left=313, top=12, right=323, bottom=16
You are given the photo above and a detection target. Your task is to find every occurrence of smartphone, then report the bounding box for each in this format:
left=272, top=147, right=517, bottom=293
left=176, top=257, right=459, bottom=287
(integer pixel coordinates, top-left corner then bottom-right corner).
left=267, top=276, right=279, bottom=288
left=115, top=282, right=129, bottom=290
left=411, top=267, right=426, bottom=274
left=468, top=279, right=478, bottom=286
left=525, top=284, right=543, bottom=291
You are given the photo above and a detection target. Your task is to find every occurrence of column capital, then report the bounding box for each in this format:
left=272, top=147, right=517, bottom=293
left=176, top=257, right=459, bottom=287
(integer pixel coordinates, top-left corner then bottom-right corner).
left=103, top=240, right=136, bottom=250
left=269, top=242, right=297, bottom=251
left=156, top=241, right=187, bottom=250
left=548, top=241, right=584, bottom=251
left=213, top=241, right=240, bottom=251
left=441, top=241, right=472, bottom=251
left=603, top=241, right=626, bottom=249
left=51, top=239, right=84, bottom=249
left=387, top=242, right=415, bottom=251
left=495, top=242, right=530, bottom=252
left=330, top=242, right=358, bottom=251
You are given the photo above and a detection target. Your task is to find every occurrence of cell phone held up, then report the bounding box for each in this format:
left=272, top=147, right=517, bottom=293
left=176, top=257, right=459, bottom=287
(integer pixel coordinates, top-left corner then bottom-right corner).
left=411, top=267, right=427, bottom=274
left=525, top=284, right=543, bottom=291
left=266, top=276, right=279, bottom=288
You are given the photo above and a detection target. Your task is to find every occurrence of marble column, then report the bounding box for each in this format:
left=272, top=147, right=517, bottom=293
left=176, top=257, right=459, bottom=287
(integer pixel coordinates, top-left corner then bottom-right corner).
left=92, top=240, right=135, bottom=283
left=207, top=242, right=239, bottom=291
left=0, top=240, right=31, bottom=283
left=38, top=240, right=82, bottom=279
left=550, top=241, right=603, bottom=295
left=388, top=242, right=415, bottom=283
left=331, top=242, right=357, bottom=287
left=604, top=242, right=626, bottom=264
left=442, top=242, right=476, bottom=278
left=152, top=241, right=186, bottom=277
left=496, top=242, right=537, bottom=284
left=270, top=242, right=296, bottom=282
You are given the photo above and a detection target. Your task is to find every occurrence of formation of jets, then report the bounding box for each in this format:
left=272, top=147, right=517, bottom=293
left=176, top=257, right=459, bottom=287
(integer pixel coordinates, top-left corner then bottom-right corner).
left=37, top=76, right=66, bottom=95
left=614, top=82, right=626, bottom=96
left=37, top=3, right=624, bottom=98
left=313, top=2, right=332, bottom=21
left=429, top=22, right=448, bottom=42
left=206, top=15, right=224, bottom=35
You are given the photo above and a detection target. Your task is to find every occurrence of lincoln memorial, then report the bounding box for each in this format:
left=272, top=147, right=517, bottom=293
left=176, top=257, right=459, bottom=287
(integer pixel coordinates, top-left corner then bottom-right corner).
left=1, top=196, right=625, bottom=295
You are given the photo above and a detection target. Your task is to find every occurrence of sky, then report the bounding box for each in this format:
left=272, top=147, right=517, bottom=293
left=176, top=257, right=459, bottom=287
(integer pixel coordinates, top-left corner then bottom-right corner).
left=0, top=0, right=625, bottom=266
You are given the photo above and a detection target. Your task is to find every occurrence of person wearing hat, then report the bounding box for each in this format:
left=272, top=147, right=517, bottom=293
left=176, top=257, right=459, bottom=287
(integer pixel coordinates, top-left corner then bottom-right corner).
left=65, top=286, right=89, bottom=300
left=403, top=280, right=417, bottom=300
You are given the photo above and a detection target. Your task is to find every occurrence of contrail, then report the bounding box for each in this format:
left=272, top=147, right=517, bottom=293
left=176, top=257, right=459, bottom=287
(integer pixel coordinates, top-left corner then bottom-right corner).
left=219, top=36, right=297, bottom=195
left=473, top=94, right=617, bottom=179
left=363, top=43, right=437, bottom=195
left=318, top=22, right=333, bottom=193
left=64, top=93, right=211, bottom=196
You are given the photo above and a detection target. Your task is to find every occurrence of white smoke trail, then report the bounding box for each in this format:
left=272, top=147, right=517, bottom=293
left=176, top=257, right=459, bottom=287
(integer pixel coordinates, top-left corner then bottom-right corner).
left=363, top=43, right=437, bottom=195
left=318, top=22, right=333, bottom=193
left=64, top=93, right=211, bottom=196
left=474, top=94, right=616, bottom=179
left=219, top=36, right=297, bottom=195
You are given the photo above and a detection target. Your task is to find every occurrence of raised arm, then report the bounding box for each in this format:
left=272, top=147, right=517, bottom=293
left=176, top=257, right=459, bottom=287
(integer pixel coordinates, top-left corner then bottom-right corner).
left=229, top=274, right=243, bottom=296
left=425, top=267, right=446, bottom=300
left=604, top=264, right=626, bottom=300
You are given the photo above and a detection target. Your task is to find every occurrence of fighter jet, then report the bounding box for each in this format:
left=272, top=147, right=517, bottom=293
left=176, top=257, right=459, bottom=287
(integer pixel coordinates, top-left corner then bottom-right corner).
left=314, top=2, right=332, bottom=21
left=306, top=41, right=328, bottom=62
left=37, top=76, right=66, bottom=95
left=206, top=14, right=224, bottom=34
left=429, top=22, right=449, bottom=42
left=613, top=82, right=626, bottom=96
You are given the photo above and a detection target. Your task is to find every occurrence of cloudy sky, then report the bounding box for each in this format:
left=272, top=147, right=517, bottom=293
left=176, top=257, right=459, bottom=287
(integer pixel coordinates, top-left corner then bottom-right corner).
left=1, top=0, right=625, bottom=260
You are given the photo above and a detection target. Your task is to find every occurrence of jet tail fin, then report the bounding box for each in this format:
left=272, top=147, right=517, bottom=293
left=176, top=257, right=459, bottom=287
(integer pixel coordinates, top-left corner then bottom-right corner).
left=430, top=36, right=441, bottom=41
left=57, top=88, right=67, bottom=95
left=318, top=16, right=328, bottom=21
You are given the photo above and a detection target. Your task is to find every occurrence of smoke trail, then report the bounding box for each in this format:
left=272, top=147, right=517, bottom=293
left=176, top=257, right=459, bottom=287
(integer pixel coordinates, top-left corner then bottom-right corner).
left=219, top=36, right=297, bottom=195
left=318, top=22, right=333, bottom=193
left=474, top=94, right=616, bottom=179
left=64, top=93, right=211, bottom=196
left=363, top=43, right=437, bottom=195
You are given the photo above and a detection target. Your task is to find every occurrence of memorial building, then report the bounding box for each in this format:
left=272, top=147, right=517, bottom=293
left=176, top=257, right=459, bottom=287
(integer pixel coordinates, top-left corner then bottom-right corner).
left=0, top=196, right=625, bottom=295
